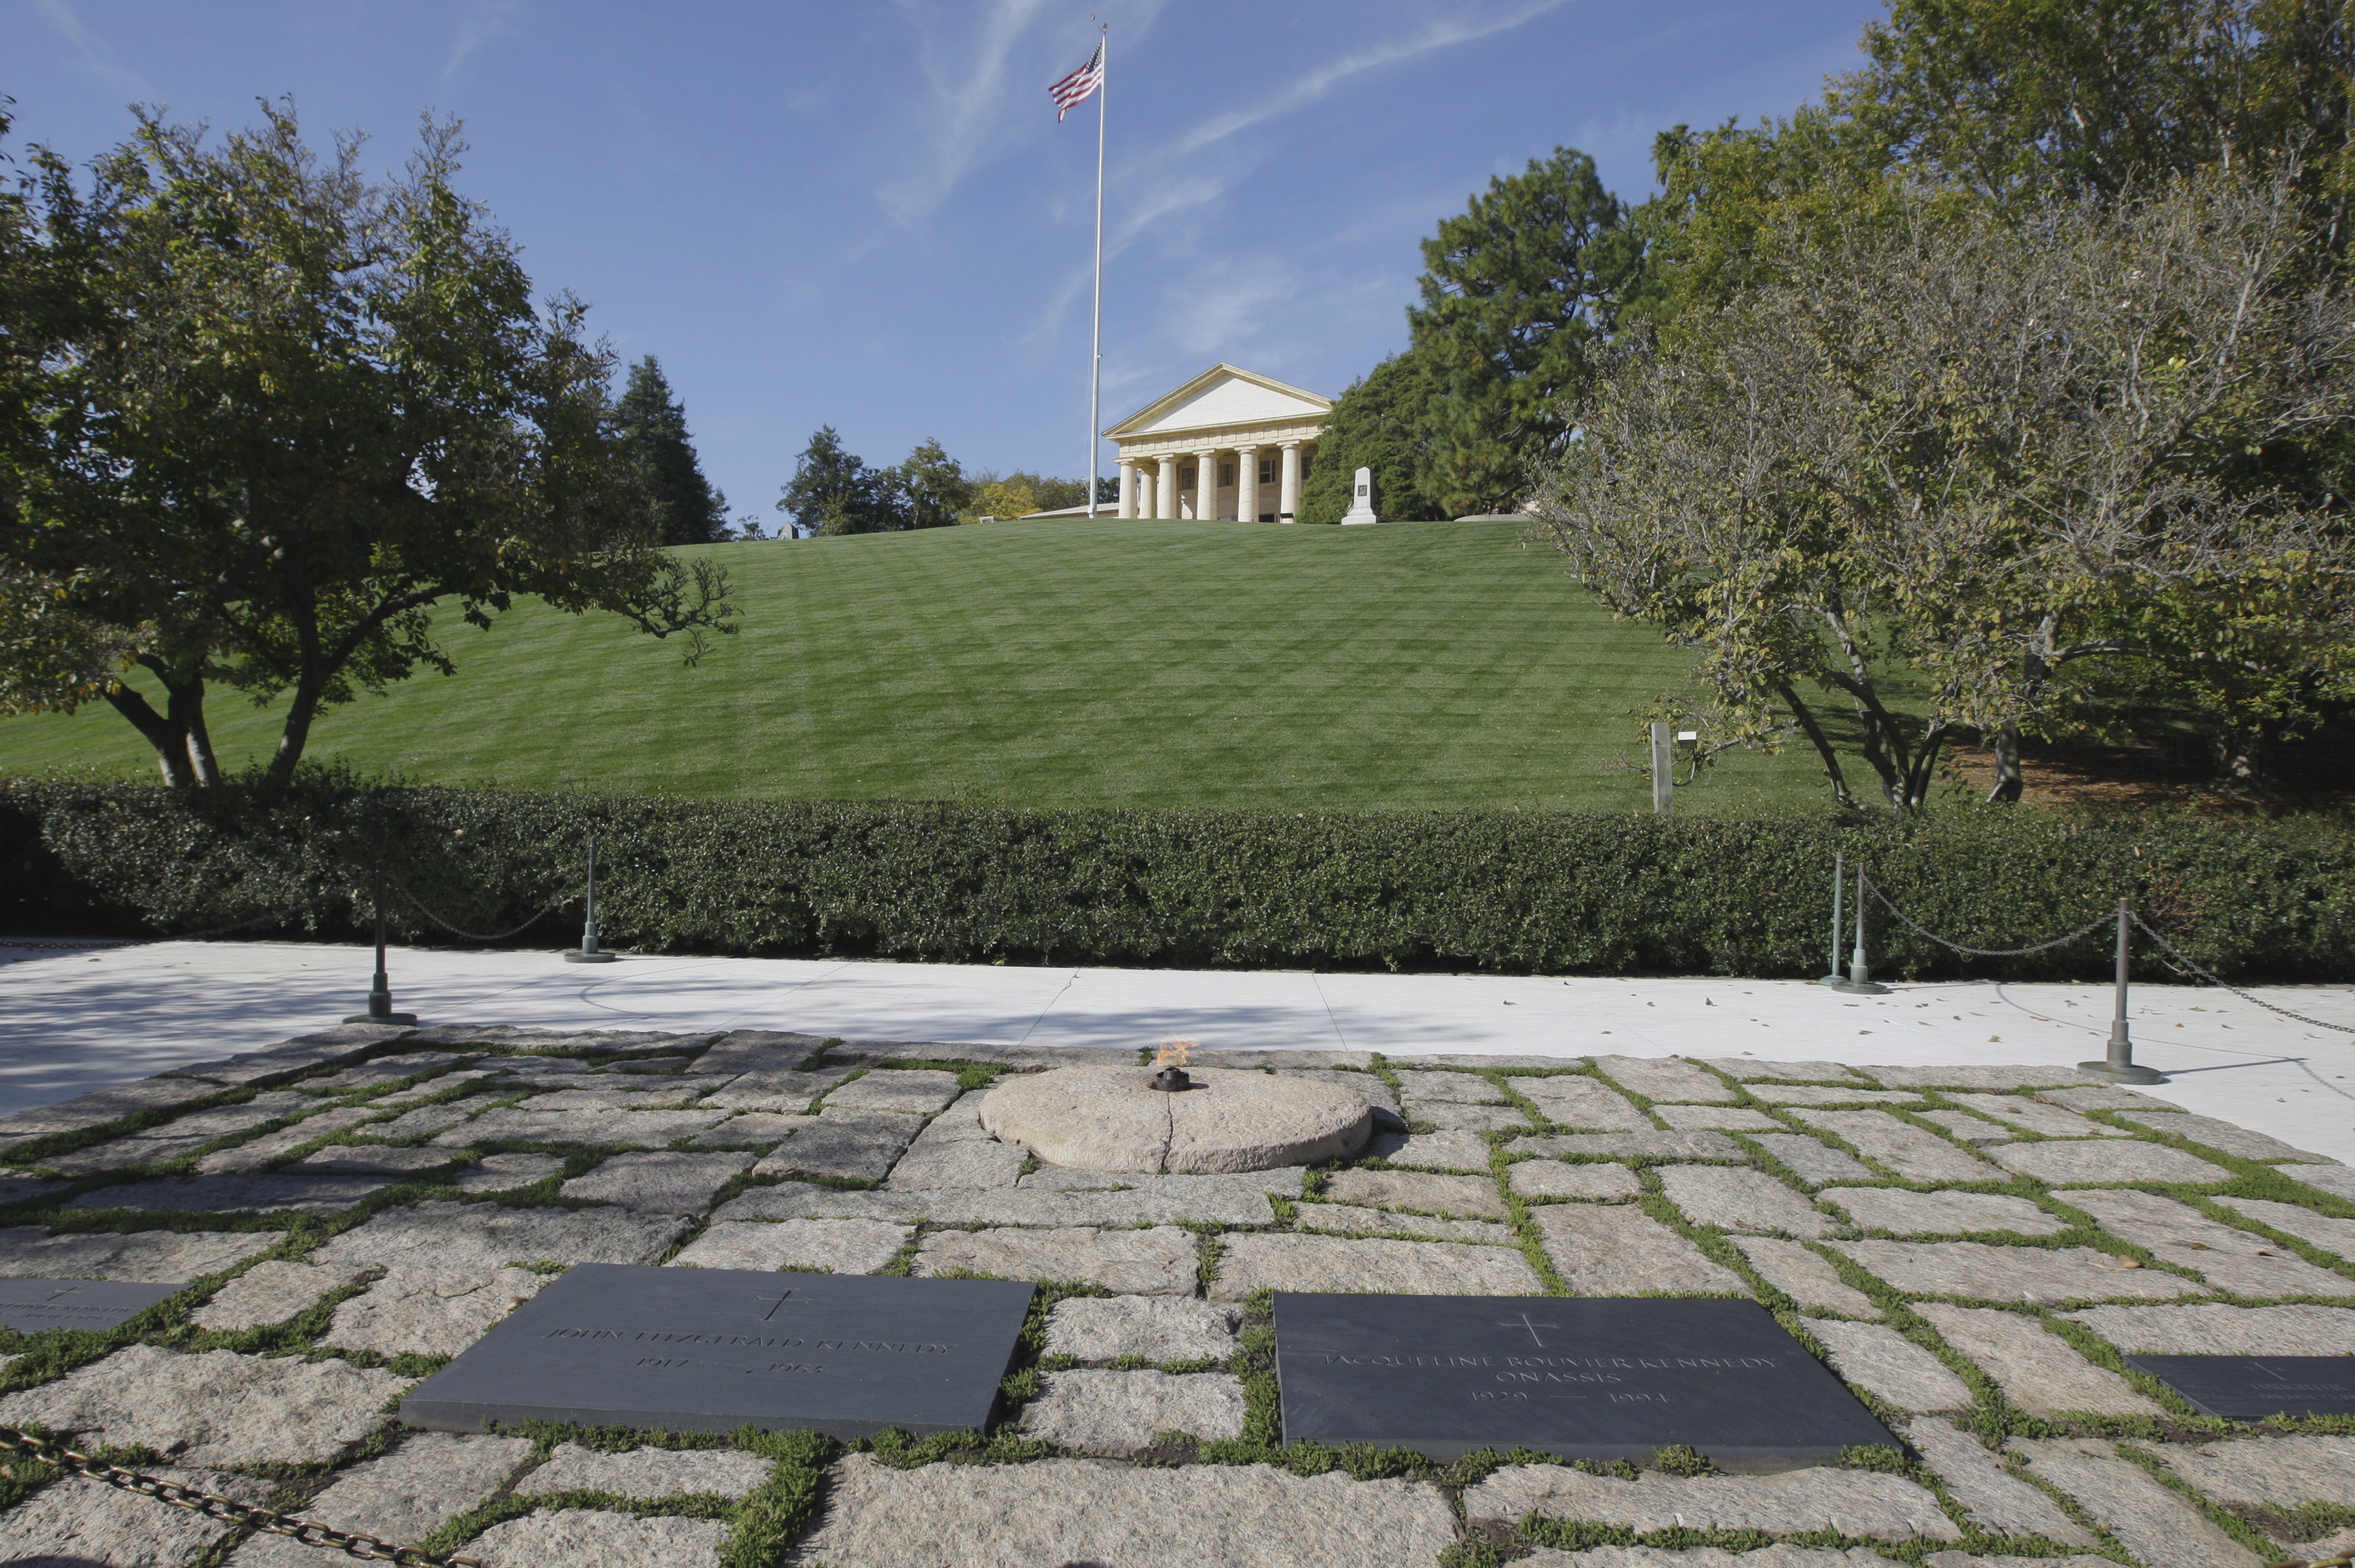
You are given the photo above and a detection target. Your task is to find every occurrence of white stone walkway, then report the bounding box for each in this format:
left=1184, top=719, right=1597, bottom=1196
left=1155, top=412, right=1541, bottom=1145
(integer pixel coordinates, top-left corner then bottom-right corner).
left=5, top=937, right=2353, bottom=1160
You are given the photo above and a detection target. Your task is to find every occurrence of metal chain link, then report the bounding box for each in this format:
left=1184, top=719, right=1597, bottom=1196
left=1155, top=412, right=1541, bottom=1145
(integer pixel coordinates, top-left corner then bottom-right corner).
left=2129, top=914, right=2355, bottom=1037
left=382, top=874, right=563, bottom=944
left=0, top=1425, right=481, bottom=1566
left=1861, top=878, right=2116, bottom=958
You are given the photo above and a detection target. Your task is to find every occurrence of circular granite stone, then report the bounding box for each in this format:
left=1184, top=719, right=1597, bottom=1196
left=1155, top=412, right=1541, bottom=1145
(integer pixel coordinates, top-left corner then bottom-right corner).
left=978, top=1067, right=1374, bottom=1175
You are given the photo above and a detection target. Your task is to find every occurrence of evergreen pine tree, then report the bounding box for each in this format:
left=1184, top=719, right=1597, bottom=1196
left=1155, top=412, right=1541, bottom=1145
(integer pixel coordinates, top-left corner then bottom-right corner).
left=616, top=356, right=728, bottom=545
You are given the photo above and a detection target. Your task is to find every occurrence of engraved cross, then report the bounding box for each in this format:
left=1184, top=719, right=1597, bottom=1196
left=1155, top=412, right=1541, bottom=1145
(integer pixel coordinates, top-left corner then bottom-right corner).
left=1497, top=1312, right=1559, bottom=1348
left=753, top=1290, right=796, bottom=1322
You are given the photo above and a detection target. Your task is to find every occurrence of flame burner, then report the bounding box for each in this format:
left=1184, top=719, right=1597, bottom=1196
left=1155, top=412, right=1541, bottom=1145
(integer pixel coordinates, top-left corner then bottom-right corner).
left=1149, top=1065, right=1192, bottom=1092
left=1150, top=1035, right=1197, bottom=1091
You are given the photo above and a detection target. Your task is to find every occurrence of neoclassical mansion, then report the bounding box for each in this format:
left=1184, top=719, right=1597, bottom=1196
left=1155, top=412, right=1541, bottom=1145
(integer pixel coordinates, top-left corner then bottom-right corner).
left=1099, top=364, right=1329, bottom=521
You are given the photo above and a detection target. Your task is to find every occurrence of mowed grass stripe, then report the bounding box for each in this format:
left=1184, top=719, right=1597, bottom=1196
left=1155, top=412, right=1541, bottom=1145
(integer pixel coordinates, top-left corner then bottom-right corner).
left=0, top=519, right=1828, bottom=810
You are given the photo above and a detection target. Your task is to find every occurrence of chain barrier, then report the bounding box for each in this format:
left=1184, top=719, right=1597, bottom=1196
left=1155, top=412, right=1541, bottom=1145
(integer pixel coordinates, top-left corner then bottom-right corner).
left=1860, top=878, right=2114, bottom=958
left=4, top=887, right=358, bottom=954
left=2129, top=913, right=2355, bottom=1038
left=0, top=1425, right=481, bottom=1566
left=382, top=873, right=563, bottom=944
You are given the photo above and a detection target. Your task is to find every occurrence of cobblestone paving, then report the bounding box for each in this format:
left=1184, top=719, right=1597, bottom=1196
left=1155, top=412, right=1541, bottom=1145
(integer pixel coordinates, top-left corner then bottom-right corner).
left=0, top=1026, right=2349, bottom=1566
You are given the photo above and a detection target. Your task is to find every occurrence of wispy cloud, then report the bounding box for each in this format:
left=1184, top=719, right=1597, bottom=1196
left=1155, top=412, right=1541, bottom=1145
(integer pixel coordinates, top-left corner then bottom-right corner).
left=36, top=0, right=149, bottom=101
left=875, top=0, right=1058, bottom=225
left=444, top=0, right=528, bottom=84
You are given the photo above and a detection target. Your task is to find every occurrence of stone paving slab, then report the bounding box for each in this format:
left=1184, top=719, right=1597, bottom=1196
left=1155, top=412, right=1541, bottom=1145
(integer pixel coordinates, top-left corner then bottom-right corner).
left=1532, top=1203, right=1746, bottom=1295
left=1733, top=1238, right=1881, bottom=1317
left=916, top=1224, right=1200, bottom=1294
left=1459, top=1465, right=1959, bottom=1540
left=1209, top=1232, right=1543, bottom=1302
left=666, top=1217, right=911, bottom=1274
left=0, top=1076, right=232, bottom=1139
left=1657, top=1165, right=1833, bottom=1238
left=1363, top=1129, right=1494, bottom=1169
left=1782, top=1111, right=1991, bottom=1183
left=519, top=1441, right=775, bottom=1500
left=2, top=1465, right=278, bottom=1565
left=228, top=1432, right=531, bottom=1567
left=823, top=1068, right=964, bottom=1114
left=161, top=1025, right=399, bottom=1087
left=1594, top=1055, right=1738, bottom=1104
left=558, top=1150, right=756, bottom=1214
left=1807, top=1320, right=1973, bottom=1411
left=1864, top=1065, right=2092, bottom=1091
left=0, top=1343, right=402, bottom=1465
left=1742, top=1133, right=1874, bottom=1187
left=468, top=1507, right=730, bottom=1568
left=1829, top=1240, right=2203, bottom=1304
left=1506, top=1076, right=1650, bottom=1129
left=2059, top=1301, right=2355, bottom=1353
left=1916, top=1109, right=2014, bottom=1146
left=2214, top=1196, right=2355, bottom=1258
left=326, top=1264, right=547, bottom=1356
left=1019, top=1369, right=1248, bottom=1454
left=1324, top=1167, right=1507, bottom=1219
left=2009, top=1438, right=2265, bottom=1568
left=2291, top=1165, right=2355, bottom=1202
left=1043, top=1296, right=1241, bottom=1363
left=1515, top=1131, right=1745, bottom=1161
left=1747, top=1086, right=1922, bottom=1106
left=1509, top=1160, right=1643, bottom=1200
left=192, top=1258, right=375, bottom=1330
left=687, top=1110, right=813, bottom=1148
left=750, top=1109, right=923, bottom=1182
left=2056, top=1187, right=2355, bottom=1297
left=1913, top=1303, right=2159, bottom=1415
left=698, top=1068, right=855, bottom=1110
left=1940, top=1094, right=2127, bottom=1139
left=0, top=1225, right=273, bottom=1281
left=786, top=1453, right=1460, bottom=1568
left=1897, top=1418, right=2097, bottom=1546
left=1655, top=1104, right=1785, bottom=1130
left=2117, top=1108, right=2339, bottom=1163
left=715, top=1177, right=1283, bottom=1228
left=67, top=1172, right=392, bottom=1214
left=884, top=1137, right=1026, bottom=1190
left=1297, top=1203, right=1519, bottom=1245
left=2152, top=1433, right=2355, bottom=1511
left=1986, top=1139, right=2235, bottom=1185
left=430, top=1107, right=728, bottom=1147
left=315, top=1202, right=689, bottom=1271
left=688, top=1031, right=829, bottom=1074
left=1414, top=1101, right=1534, bottom=1133
left=1521, top=1550, right=1901, bottom=1568
left=1700, top=1059, right=1867, bottom=1083
left=291, top=1145, right=459, bottom=1176
left=1394, top=1069, right=1507, bottom=1104
left=1821, top=1187, right=2064, bottom=1237
left=450, top=1153, right=566, bottom=1192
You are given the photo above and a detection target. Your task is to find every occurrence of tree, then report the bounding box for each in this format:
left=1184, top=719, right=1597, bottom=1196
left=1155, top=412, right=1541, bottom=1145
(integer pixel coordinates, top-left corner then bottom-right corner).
left=0, top=103, right=737, bottom=789
left=1406, top=146, right=1645, bottom=517
left=1298, top=353, right=1446, bottom=523
left=616, top=356, right=728, bottom=546
left=888, top=438, right=974, bottom=530
left=1532, top=176, right=2355, bottom=810
left=777, top=426, right=898, bottom=535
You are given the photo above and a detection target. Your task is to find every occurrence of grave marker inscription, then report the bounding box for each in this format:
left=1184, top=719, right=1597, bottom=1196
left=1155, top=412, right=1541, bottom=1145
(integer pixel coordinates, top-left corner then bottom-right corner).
left=2126, top=1353, right=2355, bottom=1419
left=399, top=1264, right=1033, bottom=1438
left=0, top=1278, right=182, bottom=1333
left=1275, top=1294, right=1894, bottom=1471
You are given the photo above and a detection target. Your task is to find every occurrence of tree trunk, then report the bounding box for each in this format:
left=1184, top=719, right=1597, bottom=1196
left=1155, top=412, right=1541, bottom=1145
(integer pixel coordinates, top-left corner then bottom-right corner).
left=1985, top=720, right=2025, bottom=804
left=1776, top=681, right=1861, bottom=809
left=180, top=684, right=223, bottom=787
left=104, top=686, right=192, bottom=788
left=267, top=676, right=329, bottom=791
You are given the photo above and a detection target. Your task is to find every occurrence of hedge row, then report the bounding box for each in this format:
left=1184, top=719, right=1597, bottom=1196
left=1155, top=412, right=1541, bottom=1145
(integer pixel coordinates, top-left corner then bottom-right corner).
left=2, top=777, right=2350, bottom=982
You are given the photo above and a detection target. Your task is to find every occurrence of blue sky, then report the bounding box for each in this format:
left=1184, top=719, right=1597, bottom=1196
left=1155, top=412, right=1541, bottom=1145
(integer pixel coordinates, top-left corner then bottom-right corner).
left=9, top=1, right=1884, bottom=530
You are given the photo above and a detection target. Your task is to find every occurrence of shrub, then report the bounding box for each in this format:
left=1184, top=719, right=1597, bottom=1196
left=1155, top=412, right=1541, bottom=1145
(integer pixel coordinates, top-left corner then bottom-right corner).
left=2, top=776, right=2348, bottom=981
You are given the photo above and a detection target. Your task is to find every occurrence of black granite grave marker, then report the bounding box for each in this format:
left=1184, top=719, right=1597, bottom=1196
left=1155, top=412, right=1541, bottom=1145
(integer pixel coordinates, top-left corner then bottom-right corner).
left=1275, top=1294, right=1894, bottom=1472
left=2127, top=1354, right=2355, bottom=1419
left=399, top=1265, right=1033, bottom=1438
left=0, top=1278, right=182, bottom=1333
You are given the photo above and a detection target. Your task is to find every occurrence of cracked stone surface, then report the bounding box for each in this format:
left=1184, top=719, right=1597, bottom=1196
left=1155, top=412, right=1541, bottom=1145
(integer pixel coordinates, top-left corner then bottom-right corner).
left=0, top=1225, right=272, bottom=1281
left=1042, top=1296, right=1240, bottom=1363
left=823, top=1069, right=965, bottom=1115
left=688, top=1032, right=827, bottom=1074
left=1282, top=1070, right=1399, bottom=1114
left=1323, top=1168, right=1507, bottom=1219
left=1864, top=1066, right=2091, bottom=1091
left=1519, top=1550, right=1897, bottom=1568
left=0, top=1077, right=226, bottom=1138
left=1657, top=1166, right=1832, bottom=1238
left=1734, top=1238, right=1881, bottom=1317
left=1783, top=1111, right=1990, bottom=1183
left=1411, top=1101, right=1532, bottom=1133
left=1821, top=1188, right=2064, bottom=1237
left=1808, top=1320, right=1973, bottom=1411
left=192, top=1259, right=376, bottom=1331
left=751, top=1110, right=925, bottom=1183
left=1746, top=1086, right=1920, bottom=1107
left=291, top=1145, right=459, bottom=1176
left=466, top=1507, right=729, bottom=1568
left=1940, top=1094, right=2129, bottom=1139
left=2056, top=1187, right=2355, bottom=1296
left=1917, top=1109, right=2015, bottom=1146
left=521, top=1086, right=706, bottom=1113
left=1829, top=1240, right=2202, bottom=1304
left=1459, top=1465, right=1958, bottom=1540
left=1593, top=1056, right=1738, bottom=1104
left=1985, top=1139, right=2235, bottom=1184
left=1, top=1466, right=276, bottom=1566
left=519, top=1442, right=775, bottom=1500
left=1534, top=1202, right=1745, bottom=1295
left=2153, top=1435, right=2355, bottom=1511
left=559, top=1150, right=756, bottom=1214
left=1509, top=1160, right=1643, bottom=1200
left=1655, top=1104, right=1785, bottom=1131
left=1393, top=1070, right=1506, bottom=1104
left=316, top=1202, right=688, bottom=1271
left=1913, top=1304, right=2159, bottom=1415
left=1743, top=1133, right=1875, bottom=1186
left=884, top=1137, right=1026, bottom=1190
left=2010, top=1438, right=2265, bottom=1568
left=44, top=1096, right=315, bottom=1174
left=787, top=1453, right=1459, bottom=1568
left=363, top=1103, right=481, bottom=1143
left=688, top=1111, right=814, bottom=1148
left=2059, top=1301, right=2355, bottom=1353
left=431, top=1107, right=727, bottom=1146
left=450, top=1153, right=567, bottom=1192
left=716, top=1176, right=1282, bottom=1228
left=2116, top=1109, right=2337, bottom=1163
left=67, top=1172, right=391, bottom=1214
left=1210, top=1232, right=1542, bottom=1302
left=1019, top=1370, right=1248, bottom=1454
left=2214, top=1196, right=2355, bottom=1259
left=1363, top=1129, right=1496, bottom=1170
left=326, top=1264, right=547, bottom=1356
left=1506, top=1076, right=1649, bottom=1128
left=980, top=1067, right=1371, bottom=1175
left=1703, top=1060, right=1867, bottom=1083
left=0, top=1343, right=402, bottom=1465
left=1514, top=1131, right=1743, bottom=1161
left=1898, top=1418, right=2094, bottom=1546
left=915, top=1225, right=1199, bottom=1294
left=667, top=1218, right=911, bottom=1274
left=229, top=1432, right=531, bottom=1566
left=695, top=1069, right=855, bottom=1111
left=1297, top=1203, right=1516, bottom=1245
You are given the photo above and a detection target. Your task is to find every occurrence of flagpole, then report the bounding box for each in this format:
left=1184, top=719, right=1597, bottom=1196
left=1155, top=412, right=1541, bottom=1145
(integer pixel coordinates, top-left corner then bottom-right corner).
left=1086, top=25, right=1107, bottom=518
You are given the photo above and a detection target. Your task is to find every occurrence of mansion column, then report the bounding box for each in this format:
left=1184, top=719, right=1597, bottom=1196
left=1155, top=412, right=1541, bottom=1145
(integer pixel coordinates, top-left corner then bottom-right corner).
left=1194, top=448, right=1219, bottom=520
left=1278, top=442, right=1302, bottom=521
left=1237, top=444, right=1262, bottom=523
left=1118, top=459, right=1138, bottom=519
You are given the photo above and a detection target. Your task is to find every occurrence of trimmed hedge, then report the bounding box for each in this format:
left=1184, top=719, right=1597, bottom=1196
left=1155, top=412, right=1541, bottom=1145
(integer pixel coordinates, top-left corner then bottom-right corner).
left=2, top=777, right=2350, bottom=982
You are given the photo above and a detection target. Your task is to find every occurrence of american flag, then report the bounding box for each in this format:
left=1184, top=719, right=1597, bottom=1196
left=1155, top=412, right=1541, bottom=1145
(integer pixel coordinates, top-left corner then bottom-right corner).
left=1049, top=41, right=1103, bottom=120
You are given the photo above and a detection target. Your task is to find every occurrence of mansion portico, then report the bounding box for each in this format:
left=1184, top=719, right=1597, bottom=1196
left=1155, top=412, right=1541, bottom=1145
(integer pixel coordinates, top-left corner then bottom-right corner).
left=1104, top=364, right=1329, bottom=521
